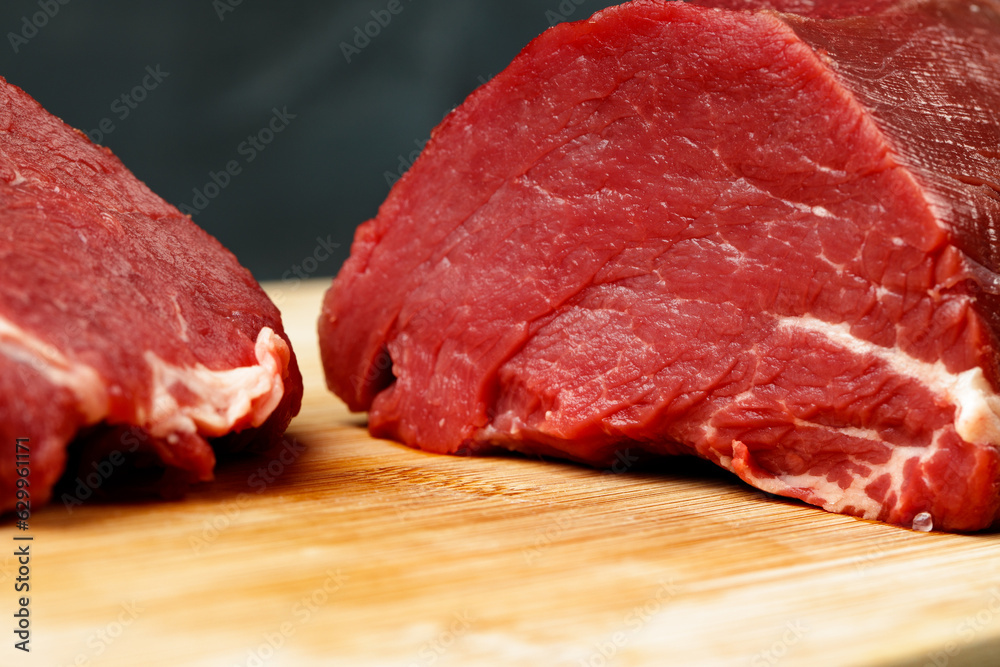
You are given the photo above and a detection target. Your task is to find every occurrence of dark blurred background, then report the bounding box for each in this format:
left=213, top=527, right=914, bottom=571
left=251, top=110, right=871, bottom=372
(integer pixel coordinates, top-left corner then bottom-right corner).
left=0, top=0, right=619, bottom=283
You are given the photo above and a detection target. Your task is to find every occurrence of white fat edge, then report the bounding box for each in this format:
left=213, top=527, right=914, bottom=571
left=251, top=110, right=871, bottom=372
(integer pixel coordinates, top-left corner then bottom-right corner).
left=729, top=439, right=931, bottom=521
left=706, top=418, right=887, bottom=513
left=0, top=314, right=109, bottom=423
left=778, top=315, right=1000, bottom=448
left=143, top=327, right=288, bottom=439
left=814, top=444, right=931, bottom=519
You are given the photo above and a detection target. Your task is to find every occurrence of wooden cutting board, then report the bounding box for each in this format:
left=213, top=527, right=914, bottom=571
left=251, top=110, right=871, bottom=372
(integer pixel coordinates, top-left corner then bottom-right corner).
left=7, top=278, right=1000, bottom=667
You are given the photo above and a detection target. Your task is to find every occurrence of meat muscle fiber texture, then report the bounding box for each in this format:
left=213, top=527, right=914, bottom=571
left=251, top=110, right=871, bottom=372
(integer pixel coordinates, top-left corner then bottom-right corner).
left=0, top=76, right=302, bottom=512
left=320, top=0, right=1000, bottom=531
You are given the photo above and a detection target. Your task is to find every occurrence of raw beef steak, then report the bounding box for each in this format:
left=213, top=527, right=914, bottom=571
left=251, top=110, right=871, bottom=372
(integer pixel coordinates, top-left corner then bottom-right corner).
left=319, top=0, right=1000, bottom=531
left=0, top=76, right=302, bottom=512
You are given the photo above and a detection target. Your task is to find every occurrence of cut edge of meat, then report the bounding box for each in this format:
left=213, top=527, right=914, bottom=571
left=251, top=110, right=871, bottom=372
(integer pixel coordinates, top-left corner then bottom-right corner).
left=0, top=295, right=296, bottom=505
left=0, top=309, right=292, bottom=443
left=144, top=327, right=291, bottom=439
left=776, top=315, right=1000, bottom=448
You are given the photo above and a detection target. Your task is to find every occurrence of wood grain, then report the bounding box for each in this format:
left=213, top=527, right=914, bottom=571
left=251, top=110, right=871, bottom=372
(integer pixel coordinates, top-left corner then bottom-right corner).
left=7, top=278, right=1000, bottom=667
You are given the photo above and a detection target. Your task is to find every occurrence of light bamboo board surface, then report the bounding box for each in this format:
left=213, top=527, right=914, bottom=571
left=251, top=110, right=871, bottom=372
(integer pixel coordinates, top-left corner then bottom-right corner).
left=6, top=278, right=1000, bottom=667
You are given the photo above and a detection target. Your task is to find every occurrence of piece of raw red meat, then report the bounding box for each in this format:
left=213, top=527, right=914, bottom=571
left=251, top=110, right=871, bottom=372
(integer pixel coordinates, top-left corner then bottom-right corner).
left=0, top=76, right=302, bottom=512
left=320, top=0, right=1000, bottom=531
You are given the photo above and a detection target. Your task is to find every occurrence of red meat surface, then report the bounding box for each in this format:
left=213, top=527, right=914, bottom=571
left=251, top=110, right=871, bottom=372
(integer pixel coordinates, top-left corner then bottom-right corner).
left=319, top=0, right=1000, bottom=531
left=0, top=76, right=302, bottom=512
